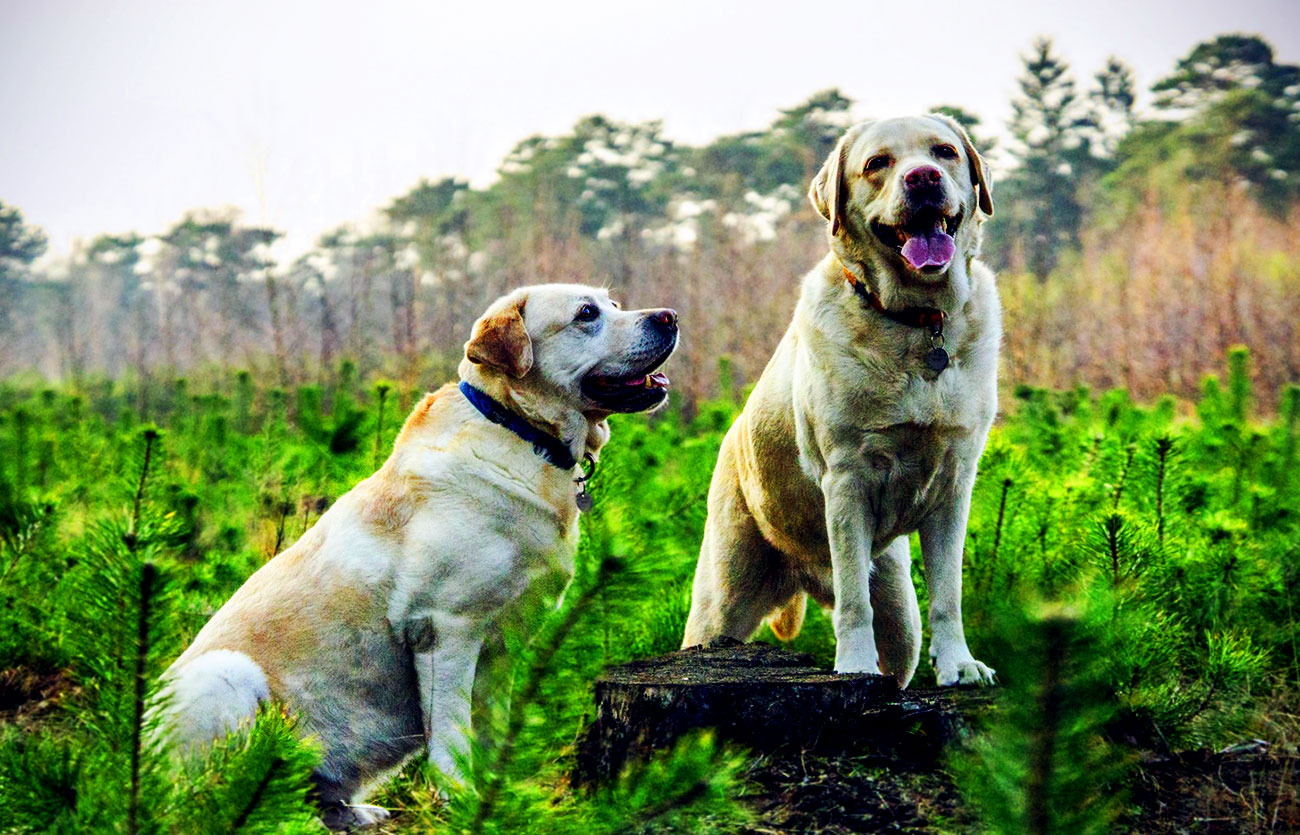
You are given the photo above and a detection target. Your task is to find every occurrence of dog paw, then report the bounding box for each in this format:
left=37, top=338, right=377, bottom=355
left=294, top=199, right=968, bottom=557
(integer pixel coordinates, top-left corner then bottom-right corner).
left=933, top=655, right=996, bottom=687
left=834, top=651, right=881, bottom=675
left=834, top=629, right=880, bottom=674
left=321, top=803, right=390, bottom=830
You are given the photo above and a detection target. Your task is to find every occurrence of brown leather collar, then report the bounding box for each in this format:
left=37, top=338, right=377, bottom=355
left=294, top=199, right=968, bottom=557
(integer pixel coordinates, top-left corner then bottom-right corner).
left=841, top=267, right=946, bottom=331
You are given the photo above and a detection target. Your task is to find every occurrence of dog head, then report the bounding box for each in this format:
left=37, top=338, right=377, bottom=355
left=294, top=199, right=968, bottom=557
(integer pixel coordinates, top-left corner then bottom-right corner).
left=810, top=115, right=993, bottom=297
left=460, top=284, right=679, bottom=420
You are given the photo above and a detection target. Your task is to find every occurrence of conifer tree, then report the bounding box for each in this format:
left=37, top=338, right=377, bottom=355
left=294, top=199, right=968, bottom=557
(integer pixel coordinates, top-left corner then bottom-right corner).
left=1002, top=38, right=1096, bottom=277
left=1089, top=57, right=1137, bottom=158
left=0, top=427, right=321, bottom=833
left=953, top=600, right=1129, bottom=835
left=0, top=203, right=48, bottom=358
left=1149, top=35, right=1300, bottom=209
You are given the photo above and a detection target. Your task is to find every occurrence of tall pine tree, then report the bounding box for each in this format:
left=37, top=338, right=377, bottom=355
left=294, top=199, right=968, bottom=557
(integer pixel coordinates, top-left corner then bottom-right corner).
left=1001, top=39, right=1096, bottom=278
left=1089, top=57, right=1137, bottom=159
left=0, top=203, right=47, bottom=354
left=1149, top=35, right=1300, bottom=209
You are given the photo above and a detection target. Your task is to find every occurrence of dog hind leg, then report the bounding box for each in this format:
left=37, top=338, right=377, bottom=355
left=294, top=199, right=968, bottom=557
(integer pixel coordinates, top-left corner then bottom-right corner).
left=163, top=650, right=389, bottom=829
left=683, top=458, right=795, bottom=647
left=869, top=537, right=922, bottom=688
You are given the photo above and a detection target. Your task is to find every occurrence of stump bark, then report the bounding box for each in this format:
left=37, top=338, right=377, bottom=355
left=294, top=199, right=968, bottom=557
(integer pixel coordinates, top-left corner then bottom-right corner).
left=573, top=637, right=992, bottom=786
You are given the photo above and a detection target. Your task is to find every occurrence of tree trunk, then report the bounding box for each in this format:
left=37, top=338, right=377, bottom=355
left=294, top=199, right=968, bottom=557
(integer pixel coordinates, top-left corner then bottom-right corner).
left=572, top=637, right=992, bottom=787
left=264, top=271, right=289, bottom=388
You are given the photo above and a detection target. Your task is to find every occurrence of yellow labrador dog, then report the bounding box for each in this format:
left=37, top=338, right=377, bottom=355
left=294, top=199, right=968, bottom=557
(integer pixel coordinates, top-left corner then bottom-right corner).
left=160, top=284, right=677, bottom=828
left=682, top=115, right=998, bottom=689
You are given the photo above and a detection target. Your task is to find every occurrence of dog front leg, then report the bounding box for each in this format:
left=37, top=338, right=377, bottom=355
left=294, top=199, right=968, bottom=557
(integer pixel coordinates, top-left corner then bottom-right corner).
left=822, top=466, right=878, bottom=674
left=919, top=468, right=995, bottom=686
left=411, top=617, right=483, bottom=781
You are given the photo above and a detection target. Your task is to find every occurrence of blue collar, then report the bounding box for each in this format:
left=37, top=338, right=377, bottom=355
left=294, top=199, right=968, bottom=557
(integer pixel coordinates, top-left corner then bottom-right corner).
left=458, top=381, right=578, bottom=471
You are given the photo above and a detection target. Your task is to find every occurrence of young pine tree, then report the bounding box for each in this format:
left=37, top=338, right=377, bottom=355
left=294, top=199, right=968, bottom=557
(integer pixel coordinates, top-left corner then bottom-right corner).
left=952, top=598, right=1130, bottom=835
left=0, top=427, right=321, bottom=834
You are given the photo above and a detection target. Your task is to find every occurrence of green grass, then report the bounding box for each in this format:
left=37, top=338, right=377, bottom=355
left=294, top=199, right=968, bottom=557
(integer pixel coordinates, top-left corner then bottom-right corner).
left=0, top=350, right=1296, bottom=832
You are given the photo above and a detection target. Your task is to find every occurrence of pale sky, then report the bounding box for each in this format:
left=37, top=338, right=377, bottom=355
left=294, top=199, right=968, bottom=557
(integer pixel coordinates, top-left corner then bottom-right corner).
left=3, top=0, right=1298, bottom=260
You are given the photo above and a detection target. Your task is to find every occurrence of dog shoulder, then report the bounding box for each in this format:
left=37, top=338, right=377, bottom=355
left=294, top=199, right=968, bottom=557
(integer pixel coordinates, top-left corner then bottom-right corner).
left=392, top=384, right=465, bottom=448
left=965, top=260, right=1002, bottom=335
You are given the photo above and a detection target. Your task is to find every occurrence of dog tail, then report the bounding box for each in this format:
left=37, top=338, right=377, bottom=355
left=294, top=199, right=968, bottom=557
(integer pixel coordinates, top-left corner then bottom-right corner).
left=768, top=592, right=807, bottom=641
left=156, top=649, right=270, bottom=754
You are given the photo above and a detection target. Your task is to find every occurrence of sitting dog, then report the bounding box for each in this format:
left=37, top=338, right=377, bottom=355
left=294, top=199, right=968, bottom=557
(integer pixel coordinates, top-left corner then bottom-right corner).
left=160, top=284, right=677, bottom=828
left=682, top=115, right=999, bottom=688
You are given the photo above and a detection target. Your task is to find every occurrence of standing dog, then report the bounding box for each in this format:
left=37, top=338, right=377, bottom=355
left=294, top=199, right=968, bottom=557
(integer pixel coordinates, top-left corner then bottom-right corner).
left=682, top=115, right=999, bottom=688
left=160, top=284, right=677, bottom=828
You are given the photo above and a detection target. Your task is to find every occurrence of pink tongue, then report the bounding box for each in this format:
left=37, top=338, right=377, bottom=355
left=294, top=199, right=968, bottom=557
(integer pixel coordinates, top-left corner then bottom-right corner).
left=900, top=229, right=955, bottom=270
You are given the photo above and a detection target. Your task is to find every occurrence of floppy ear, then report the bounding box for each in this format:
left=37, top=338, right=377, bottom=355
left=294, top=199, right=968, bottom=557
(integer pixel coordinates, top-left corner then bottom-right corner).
left=465, top=297, right=533, bottom=378
left=808, top=123, right=866, bottom=236
left=930, top=113, right=994, bottom=217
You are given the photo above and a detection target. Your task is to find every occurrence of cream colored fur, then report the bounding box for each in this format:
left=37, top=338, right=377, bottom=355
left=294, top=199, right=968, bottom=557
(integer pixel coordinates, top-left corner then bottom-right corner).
left=159, top=284, right=676, bottom=828
left=682, top=115, right=1000, bottom=689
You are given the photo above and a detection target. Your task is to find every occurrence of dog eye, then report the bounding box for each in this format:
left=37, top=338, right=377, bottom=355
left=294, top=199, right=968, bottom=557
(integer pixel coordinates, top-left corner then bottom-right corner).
left=574, top=303, right=600, bottom=323
left=933, top=144, right=959, bottom=160
left=864, top=154, right=893, bottom=173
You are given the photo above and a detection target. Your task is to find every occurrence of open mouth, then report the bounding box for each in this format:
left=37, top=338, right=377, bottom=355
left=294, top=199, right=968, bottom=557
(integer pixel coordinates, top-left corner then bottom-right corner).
left=580, top=342, right=675, bottom=412
left=871, top=206, right=962, bottom=272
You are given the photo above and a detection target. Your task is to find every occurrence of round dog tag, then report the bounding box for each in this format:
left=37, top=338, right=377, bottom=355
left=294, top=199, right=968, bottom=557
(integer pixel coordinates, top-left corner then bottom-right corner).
left=575, top=491, right=594, bottom=513
left=925, top=347, right=950, bottom=373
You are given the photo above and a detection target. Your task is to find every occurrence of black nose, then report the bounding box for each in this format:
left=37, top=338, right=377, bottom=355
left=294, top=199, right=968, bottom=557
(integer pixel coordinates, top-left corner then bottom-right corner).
left=905, top=165, right=942, bottom=190
left=647, top=308, right=677, bottom=333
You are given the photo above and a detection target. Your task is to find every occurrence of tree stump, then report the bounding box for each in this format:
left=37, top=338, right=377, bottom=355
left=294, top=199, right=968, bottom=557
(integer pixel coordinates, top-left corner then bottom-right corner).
left=573, top=637, right=993, bottom=786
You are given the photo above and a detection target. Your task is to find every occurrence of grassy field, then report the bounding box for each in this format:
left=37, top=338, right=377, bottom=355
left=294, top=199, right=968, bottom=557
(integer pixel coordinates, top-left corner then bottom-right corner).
left=0, top=348, right=1297, bottom=833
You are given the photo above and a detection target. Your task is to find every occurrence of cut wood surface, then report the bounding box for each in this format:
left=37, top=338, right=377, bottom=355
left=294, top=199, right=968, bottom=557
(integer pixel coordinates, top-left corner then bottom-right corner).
left=573, top=637, right=994, bottom=786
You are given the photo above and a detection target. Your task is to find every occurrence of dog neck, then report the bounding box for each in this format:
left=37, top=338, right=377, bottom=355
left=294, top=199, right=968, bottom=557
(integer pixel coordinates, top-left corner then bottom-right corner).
left=459, top=366, right=610, bottom=466
left=840, top=266, right=947, bottom=329
left=830, top=250, right=971, bottom=315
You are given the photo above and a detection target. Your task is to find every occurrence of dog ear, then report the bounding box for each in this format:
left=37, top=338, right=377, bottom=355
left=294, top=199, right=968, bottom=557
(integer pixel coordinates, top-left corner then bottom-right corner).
left=465, top=296, right=533, bottom=378
left=930, top=113, right=994, bottom=217
left=808, top=123, right=866, bottom=236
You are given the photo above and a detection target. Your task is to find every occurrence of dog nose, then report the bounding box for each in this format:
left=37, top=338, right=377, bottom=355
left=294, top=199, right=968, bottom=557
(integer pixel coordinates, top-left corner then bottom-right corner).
left=904, top=165, right=943, bottom=190
left=648, top=309, right=677, bottom=332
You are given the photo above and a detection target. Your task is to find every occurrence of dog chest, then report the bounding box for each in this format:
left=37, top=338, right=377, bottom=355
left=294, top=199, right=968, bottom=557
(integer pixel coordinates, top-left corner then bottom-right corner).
left=854, top=423, right=969, bottom=543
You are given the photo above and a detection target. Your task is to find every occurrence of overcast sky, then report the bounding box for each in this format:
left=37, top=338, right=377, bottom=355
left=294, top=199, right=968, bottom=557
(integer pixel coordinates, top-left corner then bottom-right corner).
left=3, top=0, right=1298, bottom=260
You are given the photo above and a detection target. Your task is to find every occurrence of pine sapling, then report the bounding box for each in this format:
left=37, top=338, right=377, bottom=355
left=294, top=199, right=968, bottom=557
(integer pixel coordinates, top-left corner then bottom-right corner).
left=12, top=407, right=29, bottom=494
left=1091, top=512, right=1151, bottom=588
left=229, top=758, right=283, bottom=833
left=272, top=498, right=293, bottom=556
left=1111, top=444, right=1136, bottom=510
left=1152, top=436, right=1174, bottom=547
left=1279, top=385, right=1300, bottom=479
left=952, top=600, right=1130, bottom=835
left=1198, top=374, right=1223, bottom=427
left=126, top=562, right=156, bottom=835
left=171, top=705, right=320, bottom=833
left=990, top=478, right=1012, bottom=575
left=234, top=369, right=255, bottom=435
left=126, top=427, right=159, bottom=550
left=1226, top=345, right=1252, bottom=425
left=372, top=380, right=393, bottom=469
left=467, top=557, right=625, bottom=835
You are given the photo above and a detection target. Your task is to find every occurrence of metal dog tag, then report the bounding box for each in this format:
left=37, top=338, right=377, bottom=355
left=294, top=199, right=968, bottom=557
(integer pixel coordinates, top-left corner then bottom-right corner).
left=574, top=453, right=596, bottom=513
left=925, top=347, right=950, bottom=373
